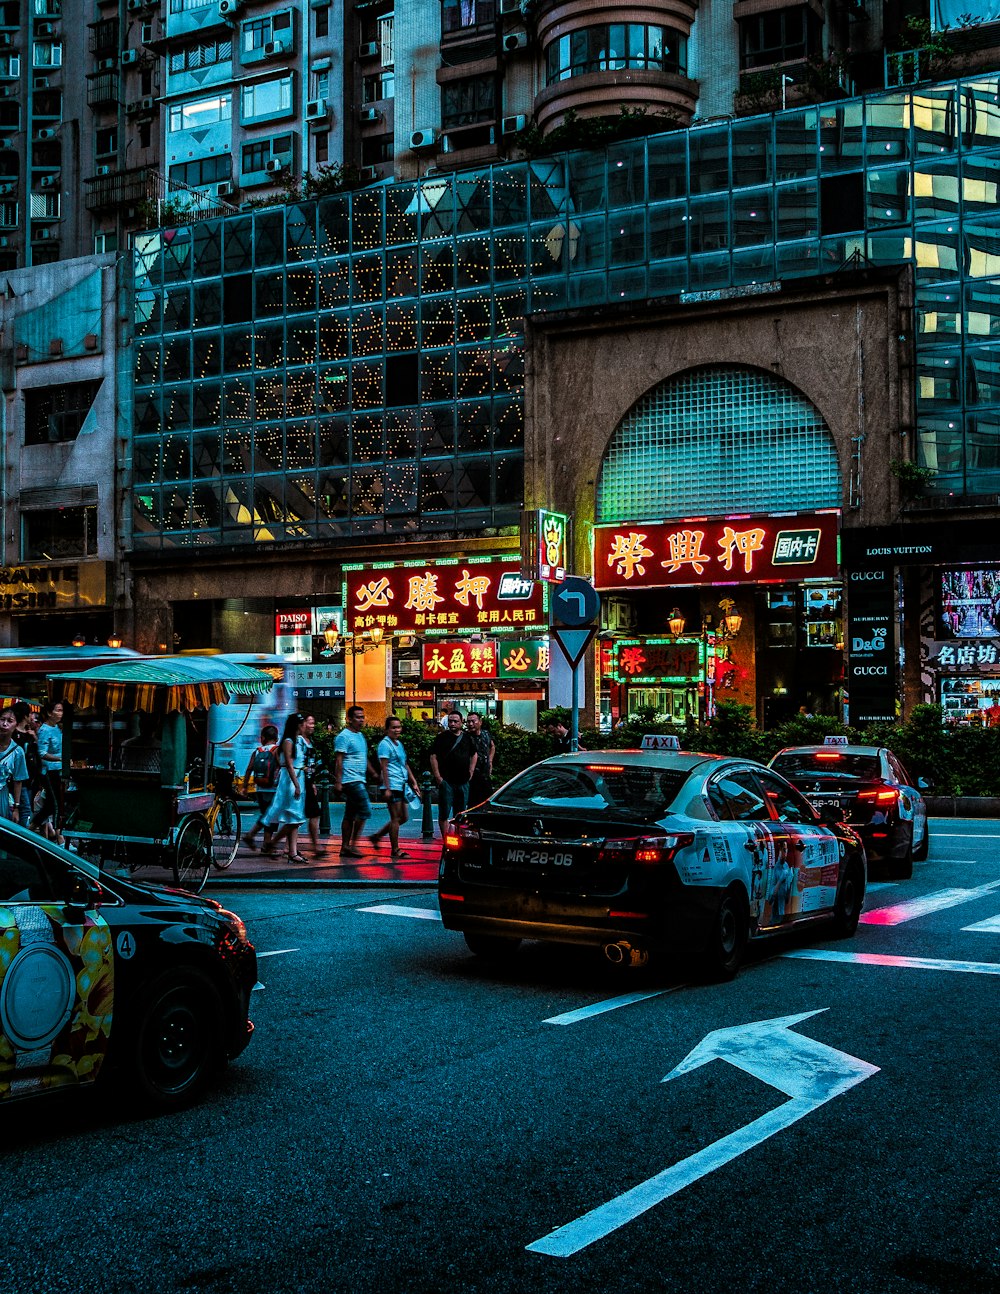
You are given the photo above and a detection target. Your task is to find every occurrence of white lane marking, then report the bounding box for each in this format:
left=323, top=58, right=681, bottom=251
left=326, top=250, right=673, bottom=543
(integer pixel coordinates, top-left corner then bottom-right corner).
left=360, top=904, right=442, bottom=921
left=864, top=883, right=896, bottom=893
left=859, top=880, right=1000, bottom=926
left=786, top=949, right=1000, bottom=975
left=544, top=989, right=679, bottom=1026
left=963, top=914, right=1000, bottom=932
left=932, top=833, right=1000, bottom=839
left=527, top=1010, right=877, bottom=1258
left=257, top=948, right=299, bottom=959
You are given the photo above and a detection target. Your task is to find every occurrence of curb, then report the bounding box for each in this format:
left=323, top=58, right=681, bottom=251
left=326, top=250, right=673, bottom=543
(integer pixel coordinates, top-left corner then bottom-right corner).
left=205, top=878, right=437, bottom=890
left=925, top=799, right=1000, bottom=818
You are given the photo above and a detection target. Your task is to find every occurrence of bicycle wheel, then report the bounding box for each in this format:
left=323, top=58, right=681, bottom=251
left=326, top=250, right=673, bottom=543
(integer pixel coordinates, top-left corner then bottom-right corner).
left=174, top=815, right=212, bottom=893
left=210, top=798, right=241, bottom=870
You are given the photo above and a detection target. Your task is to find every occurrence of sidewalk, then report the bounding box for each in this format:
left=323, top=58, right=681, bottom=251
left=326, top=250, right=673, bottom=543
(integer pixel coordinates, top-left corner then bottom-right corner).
left=205, top=800, right=443, bottom=888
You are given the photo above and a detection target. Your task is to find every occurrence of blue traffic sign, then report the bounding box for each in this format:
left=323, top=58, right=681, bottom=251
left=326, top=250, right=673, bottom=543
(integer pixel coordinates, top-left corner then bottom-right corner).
left=552, top=576, right=601, bottom=627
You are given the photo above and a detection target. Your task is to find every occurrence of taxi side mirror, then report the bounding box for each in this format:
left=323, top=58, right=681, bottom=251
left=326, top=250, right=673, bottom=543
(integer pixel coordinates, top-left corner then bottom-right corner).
left=917, top=777, right=931, bottom=791
left=65, top=871, right=103, bottom=914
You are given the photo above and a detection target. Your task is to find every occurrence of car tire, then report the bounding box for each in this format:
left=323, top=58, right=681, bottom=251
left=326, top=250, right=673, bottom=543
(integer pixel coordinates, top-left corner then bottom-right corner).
left=832, top=857, right=865, bottom=938
left=124, top=968, right=224, bottom=1109
left=701, top=885, right=749, bottom=981
left=463, top=932, right=521, bottom=961
left=891, top=835, right=914, bottom=881
left=913, top=822, right=930, bottom=863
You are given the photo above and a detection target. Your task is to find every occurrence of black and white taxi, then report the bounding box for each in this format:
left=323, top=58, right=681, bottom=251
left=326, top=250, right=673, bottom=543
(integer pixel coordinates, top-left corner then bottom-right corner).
left=0, top=819, right=257, bottom=1110
left=438, top=749, right=866, bottom=977
left=769, top=736, right=929, bottom=879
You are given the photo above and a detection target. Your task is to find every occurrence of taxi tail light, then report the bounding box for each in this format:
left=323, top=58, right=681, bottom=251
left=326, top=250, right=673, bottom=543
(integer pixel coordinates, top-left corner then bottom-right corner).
left=445, top=823, right=480, bottom=850
left=857, top=789, right=899, bottom=805
left=599, top=834, right=694, bottom=865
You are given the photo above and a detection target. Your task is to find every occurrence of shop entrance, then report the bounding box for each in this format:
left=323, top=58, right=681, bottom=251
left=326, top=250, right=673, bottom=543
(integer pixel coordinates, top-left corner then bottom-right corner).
left=625, top=685, right=698, bottom=725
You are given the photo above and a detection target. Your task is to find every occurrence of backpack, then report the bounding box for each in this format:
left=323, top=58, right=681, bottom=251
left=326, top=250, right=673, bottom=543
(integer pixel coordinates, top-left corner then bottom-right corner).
left=251, top=744, right=280, bottom=789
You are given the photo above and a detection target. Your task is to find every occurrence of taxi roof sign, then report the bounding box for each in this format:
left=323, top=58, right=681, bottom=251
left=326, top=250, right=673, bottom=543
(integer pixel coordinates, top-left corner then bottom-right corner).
left=823, top=735, right=849, bottom=746
left=641, top=734, right=681, bottom=751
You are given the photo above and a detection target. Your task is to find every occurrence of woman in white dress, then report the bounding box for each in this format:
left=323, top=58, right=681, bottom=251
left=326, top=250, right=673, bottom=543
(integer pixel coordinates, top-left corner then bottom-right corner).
left=263, top=713, right=308, bottom=863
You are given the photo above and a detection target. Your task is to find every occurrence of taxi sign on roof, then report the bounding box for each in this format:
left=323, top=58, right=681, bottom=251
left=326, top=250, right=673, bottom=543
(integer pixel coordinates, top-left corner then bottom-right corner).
left=823, top=735, right=849, bottom=746
left=641, top=734, right=681, bottom=751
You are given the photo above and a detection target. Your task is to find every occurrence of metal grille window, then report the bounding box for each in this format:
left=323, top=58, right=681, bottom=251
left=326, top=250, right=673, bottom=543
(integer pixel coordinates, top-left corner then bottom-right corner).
left=597, top=365, right=841, bottom=523
left=24, top=382, right=102, bottom=446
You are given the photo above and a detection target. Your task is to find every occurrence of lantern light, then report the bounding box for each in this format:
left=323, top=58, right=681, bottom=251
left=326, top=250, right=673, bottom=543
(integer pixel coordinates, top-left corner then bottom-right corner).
left=368, top=625, right=384, bottom=646
left=72, top=633, right=86, bottom=648
left=323, top=622, right=340, bottom=650
left=107, top=632, right=123, bottom=649
left=667, top=609, right=686, bottom=637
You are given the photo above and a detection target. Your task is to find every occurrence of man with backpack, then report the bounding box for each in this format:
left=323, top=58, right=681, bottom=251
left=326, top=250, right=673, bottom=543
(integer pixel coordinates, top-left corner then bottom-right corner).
left=242, top=723, right=280, bottom=852
left=11, top=701, right=40, bottom=821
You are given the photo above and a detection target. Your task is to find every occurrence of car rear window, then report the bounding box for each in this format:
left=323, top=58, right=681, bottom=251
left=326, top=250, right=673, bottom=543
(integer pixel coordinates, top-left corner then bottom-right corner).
left=771, top=753, right=881, bottom=780
left=492, top=762, right=689, bottom=823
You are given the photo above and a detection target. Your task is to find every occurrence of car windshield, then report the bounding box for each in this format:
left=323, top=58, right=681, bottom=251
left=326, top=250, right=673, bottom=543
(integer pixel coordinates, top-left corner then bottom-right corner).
left=491, top=763, right=689, bottom=823
left=772, top=753, right=882, bottom=781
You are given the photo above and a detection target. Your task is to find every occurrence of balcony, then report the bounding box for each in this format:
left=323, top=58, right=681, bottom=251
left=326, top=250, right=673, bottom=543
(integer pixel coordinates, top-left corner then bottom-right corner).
left=88, top=16, right=119, bottom=55
left=84, top=165, right=156, bottom=212
left=87, top=70, right=120, bottom=107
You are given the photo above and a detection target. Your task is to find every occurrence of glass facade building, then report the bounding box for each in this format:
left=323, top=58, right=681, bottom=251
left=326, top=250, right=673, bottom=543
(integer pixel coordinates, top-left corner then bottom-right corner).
left=132, top=73, right=1000, bottom=551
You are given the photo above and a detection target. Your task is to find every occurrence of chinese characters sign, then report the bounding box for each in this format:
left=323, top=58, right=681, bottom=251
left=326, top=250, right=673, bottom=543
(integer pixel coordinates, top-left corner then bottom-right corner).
left=422, top=642, right=498, bottom=680
left=594, top=512, right=840, bottom=589
left=347, top=560, right=544, bottom=634
left=928, top=640, right=1000, bottom=668
left=498, top=639, right=550, bottom=679
left=520, top=509, right=569, bottom=583
left=611, top=639, right=705, bottom=684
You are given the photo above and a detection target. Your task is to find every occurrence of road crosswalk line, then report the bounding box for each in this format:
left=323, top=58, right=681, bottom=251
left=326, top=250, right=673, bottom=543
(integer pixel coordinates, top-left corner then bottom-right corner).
left=962, top=914, right=1000, bottom=932
left=360, top=904, right=442, bottom=921
left=786, top=949, right=1000, bottom=975
left=859, top=880, right=1000, bottom=926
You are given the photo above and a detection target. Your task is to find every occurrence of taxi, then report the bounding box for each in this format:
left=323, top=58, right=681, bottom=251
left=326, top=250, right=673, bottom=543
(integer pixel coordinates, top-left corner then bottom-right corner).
left=438, top=749, right=866, bottom=978
left=769, top=736, right=929, bottom=879
left=0, top=818, right=257, bottom=1110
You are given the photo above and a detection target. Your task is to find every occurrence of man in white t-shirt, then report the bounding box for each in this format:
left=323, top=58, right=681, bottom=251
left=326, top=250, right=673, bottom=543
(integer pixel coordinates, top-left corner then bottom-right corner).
left=370, top=714, right=421, bottom=859
left=333, top=705, right=375, bottom=858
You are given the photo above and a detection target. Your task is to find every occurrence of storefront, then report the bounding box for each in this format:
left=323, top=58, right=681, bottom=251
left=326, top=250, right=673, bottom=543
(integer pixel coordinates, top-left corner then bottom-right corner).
left=593, top=510, right=843, bottom=726
left=1, top=561, right=113, bottom=648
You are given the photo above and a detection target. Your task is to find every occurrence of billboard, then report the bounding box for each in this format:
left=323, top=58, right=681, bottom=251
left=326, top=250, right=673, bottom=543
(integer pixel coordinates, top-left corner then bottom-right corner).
left=346, top=559, right=545, bottom=635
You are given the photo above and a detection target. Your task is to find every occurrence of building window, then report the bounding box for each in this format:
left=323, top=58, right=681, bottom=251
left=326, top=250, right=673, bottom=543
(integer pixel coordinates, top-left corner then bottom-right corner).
left=94, top=230, right=117, bottom=253
left=95, top=127, right=116, bottom=158
left=363, top=71, right=394, bottom=103
left=361, top=135, right=391, bottom=165
left=22, top=506, right=98, bottom=560
left=169, top=154, right=231, bottom=188
left=242, top=10, right=291, bottom=53
left=25, top=382, right=102, bottom=446
left=442, top=0, right=495, bottom=32
left=168, top=94, right=231, bottom=131
left=0, top=200, right=16, bottom=227
left=139, top=121, right=152, bottom=148
left=241, top=139, right=270, bottom=172
left=315, top=131, right=328, bottom=163
left=241, top=76, right=293, bottom=122
left=168, top=0, right=215, bottom=13
left=314, top=5, right=328, bottom=38
left=442, top=75, right=494, bottom=128
left=32, top=40, right=62, bottom=67
left=0, top=53, right=19, bottom=78
left=29, top=192, right=60, bottom=218
left=545, top=24, right=686, bottom=83
left=168, top=37, right=232, bottom=72
left=739, top=8, right=820, bottom=69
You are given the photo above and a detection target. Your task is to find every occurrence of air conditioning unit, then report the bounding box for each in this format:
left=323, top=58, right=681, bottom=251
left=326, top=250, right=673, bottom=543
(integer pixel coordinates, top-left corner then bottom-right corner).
left=35, top=128, right=55, bottom=140
left=219, top=0, right=241, bottom=15
left=216, top=180, right=234, bottom=197
left=37, top=22, right=54, bottom=35
left=501, top=113, right=526, bottom=135
left=139, top=95, right=155, bottom=111
left=0, top=237, right=8, bottom=247
left=127, top=0, right=143, bottom=10
left=125, top=100, right=139, bottom=115
left=98, top=57, right=114, bottom=70
left=357, top=40, right=378, bottom=59
left=35, top=228, right=55, bottom=240
left=120, top=49, right=139, bottom=65
left=358, top=165, right=378, bottom=182
left=397, top=658, right=420, bottom=678
left=33, top=75, right=50, bottom=88
left=498, top=0, right=522, bottom=12
left=0, top=86, right=12, bottom=98
left=39, top=174, right=57, bottom=187
left=306, top=97, right=329, bottom=120
left=0, top=33, right=11, bottom=46
left=263, top=39, right=286, bottom=55
left=358, top=105, right=380, bottom=123
left=409, top=127, right=438, bottom=150
left=264, top=157, right=283, bottom=173
left=95, top=164, right=111, bottom=175
left=0, top=139, right=13, bottom=150
left=503, top=30, right=527, bottom=52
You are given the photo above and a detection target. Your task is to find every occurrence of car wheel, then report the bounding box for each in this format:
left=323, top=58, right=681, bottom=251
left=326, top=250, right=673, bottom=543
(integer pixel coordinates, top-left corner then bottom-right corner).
left=125, top=969, right=224, bottom=1109
left=890, top=833, right=914, bottom=881
left=832, top=857, right=865, bottom=938
left=702, top=886, right=749, bottom=980
left=913, top=821, right=930, bottom=863
left=463, top=932, right=521, bottom=961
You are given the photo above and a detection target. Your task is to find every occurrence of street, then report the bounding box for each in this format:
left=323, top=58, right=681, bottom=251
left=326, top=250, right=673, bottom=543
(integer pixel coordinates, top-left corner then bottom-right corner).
left=4, top=820, right=1000, bottom=1294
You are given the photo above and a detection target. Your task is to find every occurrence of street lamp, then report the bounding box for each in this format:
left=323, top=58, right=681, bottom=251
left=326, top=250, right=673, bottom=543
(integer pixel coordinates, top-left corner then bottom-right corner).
left=717, top=598, right=743, bottom=640
left=323, top=621, right=340, bottom=651
left=107, top=631, right=123, bottom=649
left=72, top=633, right=86, bottom=648
left=667, top=609, right=686, bottom=637
left=781, top=74, right=794, bottom=111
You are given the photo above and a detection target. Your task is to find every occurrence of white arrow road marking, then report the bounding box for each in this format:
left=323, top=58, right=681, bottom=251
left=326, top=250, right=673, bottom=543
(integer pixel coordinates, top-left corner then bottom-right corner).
left=963, top=914, right=1000, bottom=932
left=526, top=1009, right=877, bottom=1259
left=859, top=879, right=1000, bottom=925
left=257, top=948, right=300, bottom=958
left=786, top=949, right=1000, bottom=975
left=544, top=988, right=681, bottom=1026
left=359, top=904, right=442, bottom=921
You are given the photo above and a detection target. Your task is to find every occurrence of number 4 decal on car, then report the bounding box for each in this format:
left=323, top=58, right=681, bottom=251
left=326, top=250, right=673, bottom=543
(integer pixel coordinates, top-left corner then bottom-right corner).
left=116, top=931, right=136, bottom=960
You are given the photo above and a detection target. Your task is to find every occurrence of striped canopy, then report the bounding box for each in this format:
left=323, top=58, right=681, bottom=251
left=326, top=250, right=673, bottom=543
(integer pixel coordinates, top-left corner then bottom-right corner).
left=0, top=697, right=40, bottom=713
left=48, top=655, right=272, bottom=714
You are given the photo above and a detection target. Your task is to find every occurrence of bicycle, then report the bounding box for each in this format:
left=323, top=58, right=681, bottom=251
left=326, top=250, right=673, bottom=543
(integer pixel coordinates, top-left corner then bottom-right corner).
left=205, top=761, right=242, bottom=870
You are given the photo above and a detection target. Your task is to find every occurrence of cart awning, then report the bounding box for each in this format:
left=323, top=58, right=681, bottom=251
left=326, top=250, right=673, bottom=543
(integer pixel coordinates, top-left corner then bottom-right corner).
left=48, top=655, right=273, bottom=713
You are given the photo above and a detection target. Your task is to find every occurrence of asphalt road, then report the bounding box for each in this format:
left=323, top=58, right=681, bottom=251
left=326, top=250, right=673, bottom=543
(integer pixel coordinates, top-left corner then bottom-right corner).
left=4, top=819, right=1000, bottom=1294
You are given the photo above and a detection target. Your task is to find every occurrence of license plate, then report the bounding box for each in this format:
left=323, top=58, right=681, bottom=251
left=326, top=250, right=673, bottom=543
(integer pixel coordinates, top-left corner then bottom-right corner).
left=811, top=796, right=841, bottom=809
left=499, top=846, right=574, bottom=868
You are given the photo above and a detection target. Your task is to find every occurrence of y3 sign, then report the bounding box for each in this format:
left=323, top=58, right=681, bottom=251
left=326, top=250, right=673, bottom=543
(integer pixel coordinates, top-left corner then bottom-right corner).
left=594, top=511, right=840, bottom=589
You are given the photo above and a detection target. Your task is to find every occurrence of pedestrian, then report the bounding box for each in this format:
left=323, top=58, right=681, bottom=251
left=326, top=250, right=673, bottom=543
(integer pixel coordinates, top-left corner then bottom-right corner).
left=32, top=699, right=65, bottom=844
left=545, top=714, right=578, bottom=755
left=0, top=706, right=29, bottom=826
left=429, top=710, right=477, bottom=837
left=11, top=701, right=40, bottom=822
left=241, top=723, right=279, bottom=852
left=333, top=704, right=375, bottom=859
left=466, top=711, right=494, bottom=806
left=300, top=713, right=323, bottom=858
left=261, top=713, right=308, bottom=863
left=370, top=715, right=422, bottom=859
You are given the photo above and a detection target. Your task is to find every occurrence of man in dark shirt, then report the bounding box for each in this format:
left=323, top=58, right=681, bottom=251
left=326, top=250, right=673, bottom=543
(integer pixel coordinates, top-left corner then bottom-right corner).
left=11, top=701, right=40, bottom=819
left=466, top=711, right=494, bottom=807
left=429, top=711, right=478, bottom=836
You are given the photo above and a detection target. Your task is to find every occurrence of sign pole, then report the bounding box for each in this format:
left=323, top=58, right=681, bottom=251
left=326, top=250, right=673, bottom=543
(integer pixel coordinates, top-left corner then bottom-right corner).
left=570, top=659, right=579, bottom=753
